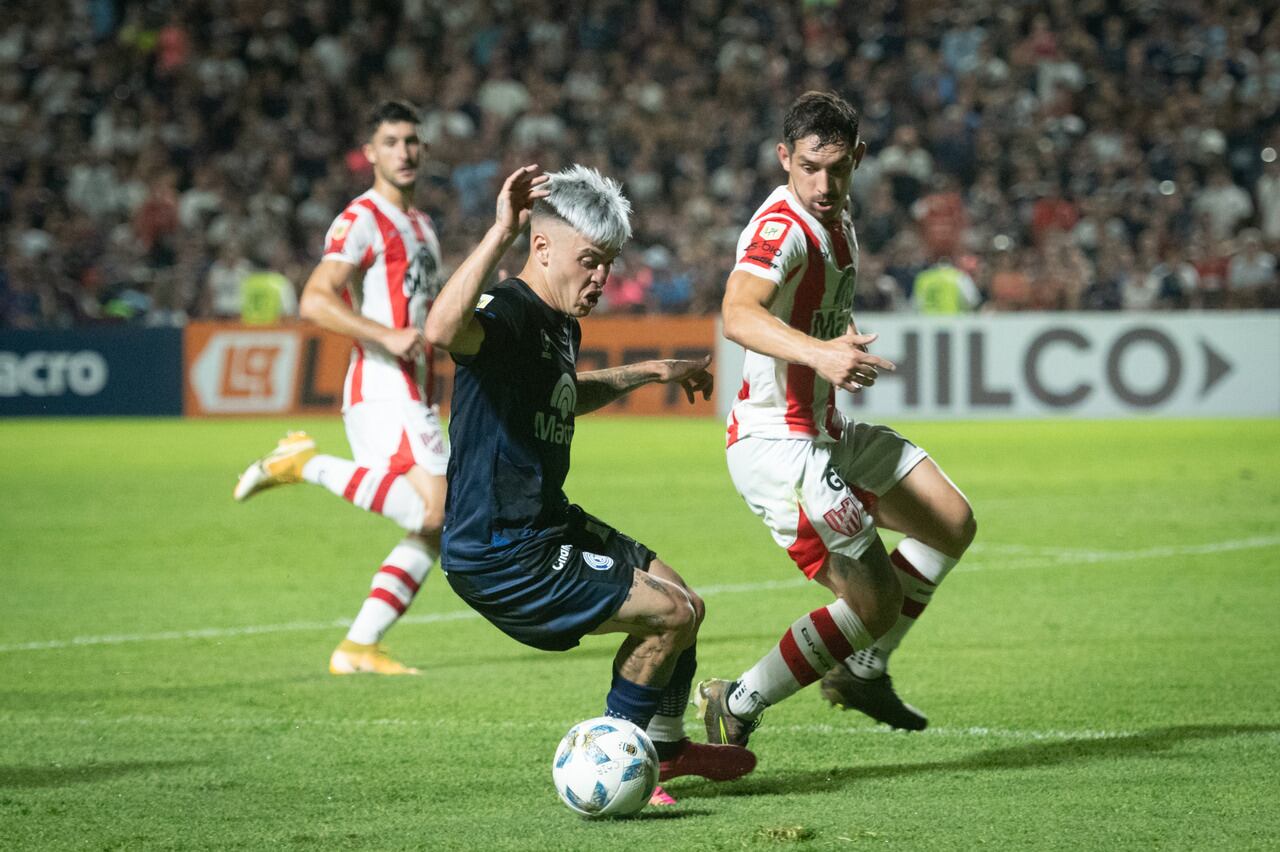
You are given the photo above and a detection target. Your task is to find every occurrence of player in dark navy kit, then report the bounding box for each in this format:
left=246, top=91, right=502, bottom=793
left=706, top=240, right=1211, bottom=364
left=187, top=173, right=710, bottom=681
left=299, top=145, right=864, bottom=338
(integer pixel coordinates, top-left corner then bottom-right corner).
left=425, top=163, right=754, bottom=805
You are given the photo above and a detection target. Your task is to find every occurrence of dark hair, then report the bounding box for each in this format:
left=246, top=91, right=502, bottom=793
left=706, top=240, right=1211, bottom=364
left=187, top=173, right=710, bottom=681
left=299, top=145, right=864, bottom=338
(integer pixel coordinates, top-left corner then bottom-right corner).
left=365, top=100, right=419, bottom=138
left=783, top=91, right=860, bottom=150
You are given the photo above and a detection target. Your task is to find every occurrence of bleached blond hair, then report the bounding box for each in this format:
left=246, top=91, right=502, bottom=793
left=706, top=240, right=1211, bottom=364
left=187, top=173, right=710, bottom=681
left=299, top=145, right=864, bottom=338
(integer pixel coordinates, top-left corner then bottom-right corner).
left=534, top=165, right=633, bottom=254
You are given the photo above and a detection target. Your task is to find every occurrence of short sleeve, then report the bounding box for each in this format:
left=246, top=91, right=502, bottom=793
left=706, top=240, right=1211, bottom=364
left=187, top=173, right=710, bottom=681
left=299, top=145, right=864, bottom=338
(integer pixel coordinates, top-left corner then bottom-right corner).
left=322, top=206, right=377, bottom=269
left=452, top=286, right=523, bottom=367
left=732, top=216, right=809, bottom=286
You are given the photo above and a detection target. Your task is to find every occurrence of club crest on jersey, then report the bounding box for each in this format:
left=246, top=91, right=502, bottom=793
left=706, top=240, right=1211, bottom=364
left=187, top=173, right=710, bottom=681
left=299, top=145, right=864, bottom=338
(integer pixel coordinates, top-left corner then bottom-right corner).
left=759, top=220, right=789, bottom=242
left=742, top=218, right=792, bottom=269
left=823, top=496, right=864, bottom=538
left=583, top=552, right=614, bottom=571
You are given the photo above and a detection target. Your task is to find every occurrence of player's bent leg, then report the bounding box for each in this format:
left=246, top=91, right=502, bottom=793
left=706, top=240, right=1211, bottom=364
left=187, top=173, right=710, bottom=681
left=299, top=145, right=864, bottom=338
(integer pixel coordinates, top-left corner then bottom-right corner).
left=639, top=559, right=755, bottom=784
left=825, top=460, right=974, bottom=728
left=402, top=466, right=446, bottom=536
left=872, top=458, right=976, bottom=560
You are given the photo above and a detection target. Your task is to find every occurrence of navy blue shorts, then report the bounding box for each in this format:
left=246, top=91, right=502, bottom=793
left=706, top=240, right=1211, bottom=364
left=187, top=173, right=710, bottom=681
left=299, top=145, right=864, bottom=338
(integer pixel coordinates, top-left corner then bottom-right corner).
left=444, top=507, right=658, bottom=652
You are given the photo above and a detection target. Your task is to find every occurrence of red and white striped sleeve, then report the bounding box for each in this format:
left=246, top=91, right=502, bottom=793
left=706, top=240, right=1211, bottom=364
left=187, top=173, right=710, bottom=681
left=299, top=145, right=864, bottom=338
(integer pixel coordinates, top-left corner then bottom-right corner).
left=733, top=214, right=808, bottom=286
left=322, top=205, right=377, bottom=269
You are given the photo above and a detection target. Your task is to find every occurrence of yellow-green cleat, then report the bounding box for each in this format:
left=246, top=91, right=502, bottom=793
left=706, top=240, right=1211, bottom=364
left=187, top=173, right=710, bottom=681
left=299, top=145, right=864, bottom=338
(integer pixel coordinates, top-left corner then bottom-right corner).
left=233, top=432, right=316, bottom=502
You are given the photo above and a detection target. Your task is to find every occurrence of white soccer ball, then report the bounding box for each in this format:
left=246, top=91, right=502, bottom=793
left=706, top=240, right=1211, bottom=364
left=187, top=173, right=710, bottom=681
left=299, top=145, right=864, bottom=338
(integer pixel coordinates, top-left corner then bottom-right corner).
left=551, top=716, right=659, bottom=818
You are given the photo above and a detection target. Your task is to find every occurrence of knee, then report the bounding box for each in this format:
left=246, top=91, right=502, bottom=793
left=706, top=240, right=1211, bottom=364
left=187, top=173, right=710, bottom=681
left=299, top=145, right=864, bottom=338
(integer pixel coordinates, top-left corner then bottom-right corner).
left=687, top=590, right=706, bottom=629
left=949, top=507, right=977, bottom=556
left=662, top=589, right=700, bottom=649
left=420, top=502, right=444, bottom=536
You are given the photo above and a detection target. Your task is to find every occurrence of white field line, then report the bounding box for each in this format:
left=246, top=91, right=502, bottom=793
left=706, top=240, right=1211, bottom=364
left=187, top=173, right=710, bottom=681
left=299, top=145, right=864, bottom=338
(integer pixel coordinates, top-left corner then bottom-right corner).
left=3, top=535, right=1278, bottom=654
left=3, top=712, right=1277, bottom=745
left=961, top=534, right=1280, bottom=572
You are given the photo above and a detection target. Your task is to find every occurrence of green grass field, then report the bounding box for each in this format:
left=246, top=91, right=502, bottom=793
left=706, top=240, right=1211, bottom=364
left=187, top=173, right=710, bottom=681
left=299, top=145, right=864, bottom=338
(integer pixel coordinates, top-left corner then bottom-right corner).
left=2, top=416, right=1278, bottom=851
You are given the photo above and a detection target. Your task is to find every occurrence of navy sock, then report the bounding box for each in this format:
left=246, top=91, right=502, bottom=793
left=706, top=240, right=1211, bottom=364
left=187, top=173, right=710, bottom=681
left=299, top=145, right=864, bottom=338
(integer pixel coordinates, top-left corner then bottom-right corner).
left=604, top=669, right=664, bottom=730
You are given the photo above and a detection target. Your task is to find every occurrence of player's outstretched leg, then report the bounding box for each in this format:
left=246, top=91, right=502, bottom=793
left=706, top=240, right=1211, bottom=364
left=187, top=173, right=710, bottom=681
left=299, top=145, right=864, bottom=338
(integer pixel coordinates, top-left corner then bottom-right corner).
left=233, top=432, right=316, bottom=501
left=234, top=433, right=428, bottom=533
left=699, top=544, right=900, bottom=746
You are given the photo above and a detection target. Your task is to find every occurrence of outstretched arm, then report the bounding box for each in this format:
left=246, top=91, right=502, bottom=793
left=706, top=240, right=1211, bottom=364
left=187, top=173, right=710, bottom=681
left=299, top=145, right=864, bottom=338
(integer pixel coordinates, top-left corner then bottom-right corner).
left=575, top=356, right=713, bottom=415
left=424, top=165, right=549, bottom=355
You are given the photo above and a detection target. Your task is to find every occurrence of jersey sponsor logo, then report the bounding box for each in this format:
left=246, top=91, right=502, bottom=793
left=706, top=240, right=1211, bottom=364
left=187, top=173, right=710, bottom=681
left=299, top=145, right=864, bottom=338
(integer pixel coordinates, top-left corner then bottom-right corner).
left=741, top=218, right=793, bottom=270
left=811, top=306, right=852, bottom=341
left=823, top=495, right=864, bottom=538
left=551, top=544, right=573, bottom=571
left=583, top=552, right=615, bottom=571
left=551, top=373, right=576, bottom=419
left=534, top=410, right=574, bottom=445
left=823, top=467, right=847, bottom=492
left=536, top=376, right=577, bottom=445
left=406, top=244, right=440, bottom=299
left=0, top=351, right=109, bottom=398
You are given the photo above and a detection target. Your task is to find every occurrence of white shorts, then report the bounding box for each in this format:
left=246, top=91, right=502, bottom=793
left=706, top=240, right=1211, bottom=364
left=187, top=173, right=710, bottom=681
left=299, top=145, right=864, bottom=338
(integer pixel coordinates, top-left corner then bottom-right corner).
left=726, top=422, right=928, bottom=578
left=343, top=399, right=449, bottom=476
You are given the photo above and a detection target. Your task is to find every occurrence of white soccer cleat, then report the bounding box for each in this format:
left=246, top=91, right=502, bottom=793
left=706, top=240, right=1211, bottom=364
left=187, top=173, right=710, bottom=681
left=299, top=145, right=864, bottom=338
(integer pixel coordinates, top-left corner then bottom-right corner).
left=233, top=432, right=317, bottom=502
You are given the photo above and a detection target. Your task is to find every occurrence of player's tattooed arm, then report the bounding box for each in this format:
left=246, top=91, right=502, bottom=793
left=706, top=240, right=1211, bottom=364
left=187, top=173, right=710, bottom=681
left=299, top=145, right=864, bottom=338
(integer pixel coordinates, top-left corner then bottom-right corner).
left=575, top=356, right=714, bottom=414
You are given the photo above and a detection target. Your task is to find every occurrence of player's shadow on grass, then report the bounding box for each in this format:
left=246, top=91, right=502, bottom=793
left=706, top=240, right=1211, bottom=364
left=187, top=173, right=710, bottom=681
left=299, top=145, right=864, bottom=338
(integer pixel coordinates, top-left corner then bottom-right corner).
left=0, top=760, right=198, bottom=789
left=684, top=723, right=1280, bottom=798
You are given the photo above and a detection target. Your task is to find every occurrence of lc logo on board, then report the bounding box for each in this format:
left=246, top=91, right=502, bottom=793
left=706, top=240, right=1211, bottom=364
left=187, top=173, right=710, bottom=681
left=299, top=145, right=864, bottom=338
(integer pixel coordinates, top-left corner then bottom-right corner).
left=190, top=331, right=298, bottom=413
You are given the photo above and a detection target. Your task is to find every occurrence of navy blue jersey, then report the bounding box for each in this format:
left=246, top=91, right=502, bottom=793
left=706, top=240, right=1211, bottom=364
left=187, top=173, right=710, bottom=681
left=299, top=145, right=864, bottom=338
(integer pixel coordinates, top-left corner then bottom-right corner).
left=442, top=278, right=581, bottom=572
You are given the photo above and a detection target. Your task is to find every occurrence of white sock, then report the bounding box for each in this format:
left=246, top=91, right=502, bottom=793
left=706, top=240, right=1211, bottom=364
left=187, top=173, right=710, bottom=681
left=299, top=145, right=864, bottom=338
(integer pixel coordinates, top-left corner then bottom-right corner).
left=345, top=537, right=438, bottom=644
left=846, top=538, right=958, bottom=679
left=302, top=455, right=426, bottom=532
left=646, top=713, right=685, bottom=745
left=728, top=599, right=872, bottom=720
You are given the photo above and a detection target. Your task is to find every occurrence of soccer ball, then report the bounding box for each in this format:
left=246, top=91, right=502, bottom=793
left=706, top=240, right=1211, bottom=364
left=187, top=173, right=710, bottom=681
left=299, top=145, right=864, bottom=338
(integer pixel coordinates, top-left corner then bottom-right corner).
left=551, top=716, right=659, bottom=818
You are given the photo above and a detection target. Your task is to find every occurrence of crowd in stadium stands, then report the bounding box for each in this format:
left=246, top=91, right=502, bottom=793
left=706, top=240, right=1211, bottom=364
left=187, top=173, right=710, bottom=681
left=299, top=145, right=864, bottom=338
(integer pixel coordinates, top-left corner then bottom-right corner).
left=2, top=0, right=1278, bottom=328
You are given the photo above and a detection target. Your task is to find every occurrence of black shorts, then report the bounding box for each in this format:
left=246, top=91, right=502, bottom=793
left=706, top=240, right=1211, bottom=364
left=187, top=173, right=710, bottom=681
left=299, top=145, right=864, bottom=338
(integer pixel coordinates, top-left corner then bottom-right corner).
left=444, top=507, right=658, bottom=652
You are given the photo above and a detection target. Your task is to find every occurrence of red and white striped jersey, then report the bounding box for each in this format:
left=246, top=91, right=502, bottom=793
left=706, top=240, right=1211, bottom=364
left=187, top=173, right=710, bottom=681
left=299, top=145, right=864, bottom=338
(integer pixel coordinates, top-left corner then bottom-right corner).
left=726, top=185, right=859, bottom=447
left=322, top=189, right=444, bottom=411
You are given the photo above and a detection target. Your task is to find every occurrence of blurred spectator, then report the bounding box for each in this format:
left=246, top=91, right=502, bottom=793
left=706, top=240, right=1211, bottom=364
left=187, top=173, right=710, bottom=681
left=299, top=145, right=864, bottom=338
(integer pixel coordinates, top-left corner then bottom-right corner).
left=1227, top=229, right=1277, bottom=307
left=1, top=1, right=1277, bottom=326
left=988, top=247, right=1033, bottom=311
left=912, top=259, right=980, bottom=315
left=1194, top=168, right=1254, bottom=239
left=204, top=241, right=252, bottom=319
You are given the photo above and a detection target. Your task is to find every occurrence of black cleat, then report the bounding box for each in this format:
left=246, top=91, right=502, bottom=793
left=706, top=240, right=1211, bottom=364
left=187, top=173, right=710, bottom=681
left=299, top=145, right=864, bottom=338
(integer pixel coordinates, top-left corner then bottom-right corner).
left=820, top=665, right=928, bottom=730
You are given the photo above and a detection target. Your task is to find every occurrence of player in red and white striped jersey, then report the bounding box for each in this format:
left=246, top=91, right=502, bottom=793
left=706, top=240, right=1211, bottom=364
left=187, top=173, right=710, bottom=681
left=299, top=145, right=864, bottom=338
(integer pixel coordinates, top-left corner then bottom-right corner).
left=233, top=101, right=448, bottom=675
left=697, top=93, right=977, bottom=743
